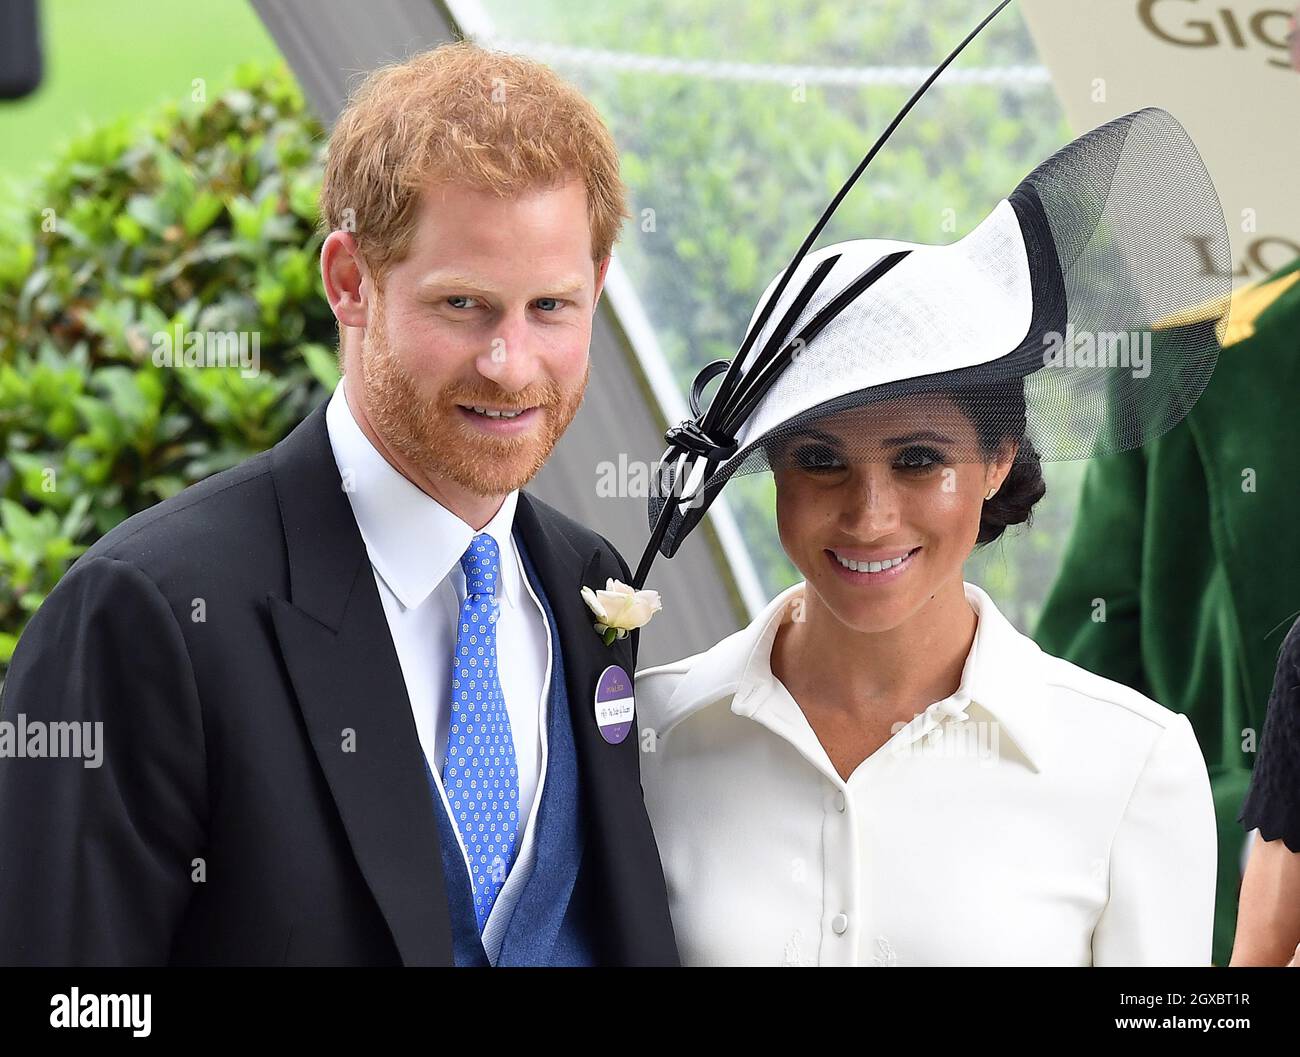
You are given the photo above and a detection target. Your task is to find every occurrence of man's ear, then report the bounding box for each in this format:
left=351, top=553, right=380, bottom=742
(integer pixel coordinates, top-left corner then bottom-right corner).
left=592, top=255, right=612, bottom=309
left=321, top=230, right=371, bottom=330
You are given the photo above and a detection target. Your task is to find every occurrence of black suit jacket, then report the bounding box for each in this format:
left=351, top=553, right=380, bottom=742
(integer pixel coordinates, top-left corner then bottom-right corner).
left=0, top=401, right=679, bottom=966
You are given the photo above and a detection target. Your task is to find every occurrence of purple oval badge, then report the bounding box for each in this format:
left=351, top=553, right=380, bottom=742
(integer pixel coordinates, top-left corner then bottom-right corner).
left=594, top=664, right=635, bottom=745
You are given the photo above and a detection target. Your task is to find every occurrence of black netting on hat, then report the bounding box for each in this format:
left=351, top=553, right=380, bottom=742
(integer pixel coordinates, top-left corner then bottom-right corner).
left=645, top=108, right=1229, bottom=567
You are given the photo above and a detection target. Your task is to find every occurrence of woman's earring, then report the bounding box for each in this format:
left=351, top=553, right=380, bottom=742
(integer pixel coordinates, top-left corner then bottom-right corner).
left=984, top=487, right=997, bottom=501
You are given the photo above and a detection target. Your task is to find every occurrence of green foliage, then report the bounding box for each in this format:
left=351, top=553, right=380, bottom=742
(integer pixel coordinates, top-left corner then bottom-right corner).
left=0, top=63, right=336, bottom=668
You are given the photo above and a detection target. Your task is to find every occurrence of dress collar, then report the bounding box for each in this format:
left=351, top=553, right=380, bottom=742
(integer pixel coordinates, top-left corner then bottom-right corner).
left=324, top=382, right=521, bottom=611
left=649, top=579, right=1044, bottom=772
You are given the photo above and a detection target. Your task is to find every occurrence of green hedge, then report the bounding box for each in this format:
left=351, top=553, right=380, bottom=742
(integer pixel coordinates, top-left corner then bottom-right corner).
left=0, top=63, right=340, bottom=668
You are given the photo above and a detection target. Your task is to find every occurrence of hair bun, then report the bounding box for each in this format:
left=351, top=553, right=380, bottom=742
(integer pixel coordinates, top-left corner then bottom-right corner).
left=978, top=435, right=1047, bottom=545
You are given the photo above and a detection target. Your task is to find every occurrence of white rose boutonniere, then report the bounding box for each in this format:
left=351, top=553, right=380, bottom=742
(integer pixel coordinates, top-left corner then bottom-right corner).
left=581, top=578, right=662, bottom=646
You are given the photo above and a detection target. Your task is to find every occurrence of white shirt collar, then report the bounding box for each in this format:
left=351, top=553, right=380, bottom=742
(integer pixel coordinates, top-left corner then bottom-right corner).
left=649, top=580, right=1044, bottom=772
left=324, top=383, right=521, bottom=611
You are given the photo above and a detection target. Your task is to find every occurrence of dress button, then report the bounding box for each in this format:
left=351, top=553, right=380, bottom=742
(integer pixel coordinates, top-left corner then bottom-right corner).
left=831, top=913, right=849, bottom=935
left=835, top=791, right=847, bottom=813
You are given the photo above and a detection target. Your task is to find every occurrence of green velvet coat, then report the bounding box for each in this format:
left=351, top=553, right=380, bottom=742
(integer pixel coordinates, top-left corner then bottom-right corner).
left=1034, top=257, right=1300, bottom=967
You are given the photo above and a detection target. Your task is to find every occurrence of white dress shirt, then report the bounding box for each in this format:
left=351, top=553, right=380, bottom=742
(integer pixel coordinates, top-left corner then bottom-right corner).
left=636, top=581, right=1218, bottom=966
left=325, top=383, right=552, bottom=961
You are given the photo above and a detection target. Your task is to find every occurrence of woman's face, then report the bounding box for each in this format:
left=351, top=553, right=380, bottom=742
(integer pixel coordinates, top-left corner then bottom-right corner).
left=773, top=394, right=1015, bottom=635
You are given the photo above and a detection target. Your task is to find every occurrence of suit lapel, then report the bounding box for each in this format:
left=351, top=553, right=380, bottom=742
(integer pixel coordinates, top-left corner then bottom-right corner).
left=513, top=492, right=637, bottom=740
left=514, top=492, right=678, bottom=964
left=266, top=402, right=453, bottom=966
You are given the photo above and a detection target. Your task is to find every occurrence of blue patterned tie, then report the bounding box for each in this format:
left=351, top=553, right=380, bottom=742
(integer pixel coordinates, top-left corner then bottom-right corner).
left=443, top=533, right=521, bottom=931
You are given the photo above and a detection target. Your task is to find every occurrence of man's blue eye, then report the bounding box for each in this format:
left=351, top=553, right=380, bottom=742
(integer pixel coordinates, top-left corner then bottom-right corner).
left=535, top=297, right=561, bottom=311
left=447, top=296, right=478, bottom=309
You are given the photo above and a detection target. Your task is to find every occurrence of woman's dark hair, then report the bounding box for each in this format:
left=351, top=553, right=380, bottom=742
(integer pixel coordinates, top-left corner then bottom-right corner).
left=948, top=378, right=1047, bottom=546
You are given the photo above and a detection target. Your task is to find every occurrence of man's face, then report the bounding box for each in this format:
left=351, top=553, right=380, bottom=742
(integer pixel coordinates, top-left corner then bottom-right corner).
left=355, top=178, right=603, bottom=498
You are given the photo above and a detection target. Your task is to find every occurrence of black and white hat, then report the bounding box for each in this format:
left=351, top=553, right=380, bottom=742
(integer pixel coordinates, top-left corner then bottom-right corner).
left=634, top=6, right=1229, bottom=589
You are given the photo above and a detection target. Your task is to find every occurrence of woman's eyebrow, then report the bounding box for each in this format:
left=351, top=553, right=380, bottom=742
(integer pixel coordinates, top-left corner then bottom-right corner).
left=789, top=427, right=844, bottom=447
left=883, top=430, right=955, bottom=446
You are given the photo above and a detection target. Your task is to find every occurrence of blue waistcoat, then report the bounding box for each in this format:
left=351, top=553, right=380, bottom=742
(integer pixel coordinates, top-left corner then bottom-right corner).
left=420, top=528, right=596, bottom=966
